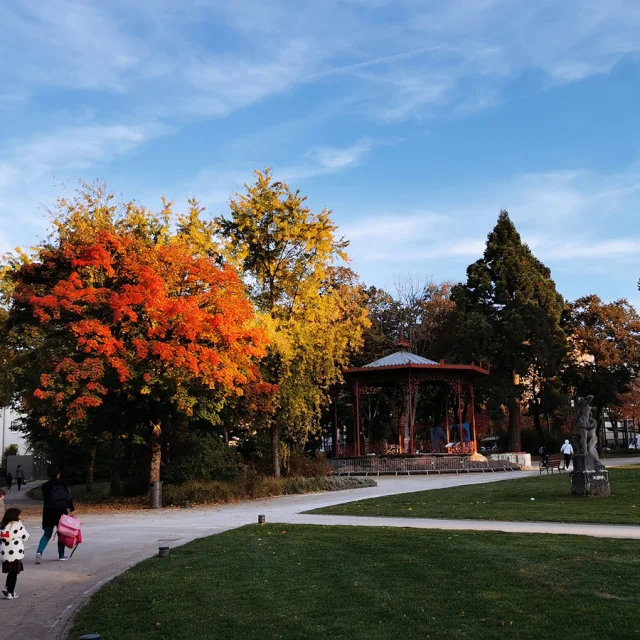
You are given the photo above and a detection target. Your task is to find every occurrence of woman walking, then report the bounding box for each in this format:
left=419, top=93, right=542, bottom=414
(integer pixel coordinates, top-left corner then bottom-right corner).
left=4, top=471, right=12, bottom=492
left=1, top=508, right=30, bottom=599
left=560, top=439, right=574, bottom=470
left=35, top=468, right=75, bottom=563
left=15, top=465, right=25, bottom=491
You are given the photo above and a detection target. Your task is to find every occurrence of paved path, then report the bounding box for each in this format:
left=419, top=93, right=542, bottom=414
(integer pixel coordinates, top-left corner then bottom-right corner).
left=285, top=513, right=640, bottom=538
left=2, top=482, right=39, bottom=504
left=1, top=457, right=637, bottom=640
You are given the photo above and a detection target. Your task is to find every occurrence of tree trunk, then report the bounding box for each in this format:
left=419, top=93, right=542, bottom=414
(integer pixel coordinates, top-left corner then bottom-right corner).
left=86, top=444, right=97, bottom=494
left=624, top=419, right=629, bottom=447
left=596, top=406, right=605, bottom=451
left=110, top=435, right=121, bottom=496
left=150, top=424, right=162, bottom=484
left=532, top=403, right=544, bottom=442
left=508, top=398, right=521, bottom=452
left=272, top=424, right=281, bottom=478
left=611, top=418, right=619, bottom=447
left=509, top=372, right=522, bottom=452
left=224, top=429, right=229, bottom=445
left=462, top=399, right=469, bottom=425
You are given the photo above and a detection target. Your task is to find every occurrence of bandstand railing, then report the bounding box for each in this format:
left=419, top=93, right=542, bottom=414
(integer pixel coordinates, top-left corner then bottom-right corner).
left=328, top=455, right=520, bottom=476
left=337, top=440, right=475, bottom=457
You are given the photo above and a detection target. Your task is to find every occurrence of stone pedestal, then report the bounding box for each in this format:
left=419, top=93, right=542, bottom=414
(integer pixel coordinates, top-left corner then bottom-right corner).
left=489, top=452, right=531, bottom=468
left=570, top=454, right=611, bottom=497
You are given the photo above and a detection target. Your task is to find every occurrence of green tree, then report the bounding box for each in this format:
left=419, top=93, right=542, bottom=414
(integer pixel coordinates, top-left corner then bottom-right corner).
left=217, top=169, right=369, bottom=475
left=453, top=211, right=566, bottom=451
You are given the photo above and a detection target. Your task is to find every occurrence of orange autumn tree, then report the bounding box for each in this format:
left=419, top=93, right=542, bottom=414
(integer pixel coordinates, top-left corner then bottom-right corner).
left=8, top=186, right=271, bottom=486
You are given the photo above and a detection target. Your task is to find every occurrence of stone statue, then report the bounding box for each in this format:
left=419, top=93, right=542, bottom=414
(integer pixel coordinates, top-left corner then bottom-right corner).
left=576, top=395, right=598, bottom=459
left=571, top=394, right=610, bottom=497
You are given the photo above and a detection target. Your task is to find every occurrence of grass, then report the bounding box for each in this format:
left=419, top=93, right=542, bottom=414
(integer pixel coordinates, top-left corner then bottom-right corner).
left=71, top=524, right=640, bottom=640
left=310, top=467, right=640, bottom=524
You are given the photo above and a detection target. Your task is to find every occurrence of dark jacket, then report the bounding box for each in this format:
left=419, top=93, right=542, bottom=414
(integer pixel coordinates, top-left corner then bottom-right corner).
left=41, top=478, right=75, bottom=528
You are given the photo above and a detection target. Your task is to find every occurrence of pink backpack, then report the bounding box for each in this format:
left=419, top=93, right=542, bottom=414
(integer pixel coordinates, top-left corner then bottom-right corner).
left=57, top=514, right=83, bottom=550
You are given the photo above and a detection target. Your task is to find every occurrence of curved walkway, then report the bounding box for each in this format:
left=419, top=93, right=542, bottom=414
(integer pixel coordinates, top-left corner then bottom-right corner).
left=2, top=457, right=637, bottom=640
left=285, top=513, right=640, bottom=539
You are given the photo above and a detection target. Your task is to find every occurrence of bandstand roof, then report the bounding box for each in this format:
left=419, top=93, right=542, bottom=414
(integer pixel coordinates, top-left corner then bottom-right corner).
left=345, top=347, right=489, bottom=379
left=363, top=351, right=439, bottom=368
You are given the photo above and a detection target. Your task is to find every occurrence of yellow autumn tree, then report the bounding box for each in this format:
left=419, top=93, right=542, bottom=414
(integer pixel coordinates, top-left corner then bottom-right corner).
left=217, top=169, right=369, bottom=475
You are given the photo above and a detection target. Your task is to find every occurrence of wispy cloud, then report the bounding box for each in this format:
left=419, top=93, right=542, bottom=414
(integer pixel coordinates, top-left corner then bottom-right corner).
left=0, top=1, right=157, bottom=92
left=287, top=139, right=376, bottom=179
left=4, top=0, right=640, bottom=123
left=340, top=162, right=640, bottom=293
left=535, top=239, right=640, bottom=261
left=0, top=120, right=168, bottom=243
left=342, top=212, right=449, bottom=242
left=0, top=121, right=167, bottom=190
left=181, top=39, right=316, bottom=118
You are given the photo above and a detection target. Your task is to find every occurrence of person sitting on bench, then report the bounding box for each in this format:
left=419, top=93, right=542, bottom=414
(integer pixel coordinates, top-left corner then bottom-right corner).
left=538, top=445, right=549, bottom=468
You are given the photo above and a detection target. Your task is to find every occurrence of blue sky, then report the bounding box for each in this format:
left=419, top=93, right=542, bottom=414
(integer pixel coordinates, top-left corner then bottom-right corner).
left=1, top=0, right=640, bottom=306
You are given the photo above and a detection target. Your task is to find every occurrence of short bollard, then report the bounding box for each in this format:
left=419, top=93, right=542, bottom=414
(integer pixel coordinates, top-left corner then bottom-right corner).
left=258, top=514, right=266, bottom=524
left=158, top=546, right=170, bottom=558
left=79, top=635, right=101, bottom=640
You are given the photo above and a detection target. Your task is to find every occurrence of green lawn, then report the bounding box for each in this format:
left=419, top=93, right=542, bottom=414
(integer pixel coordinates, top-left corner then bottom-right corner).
left=72, top=524, right=640, bottom=640
left=310, top=467, right=640, bottom=524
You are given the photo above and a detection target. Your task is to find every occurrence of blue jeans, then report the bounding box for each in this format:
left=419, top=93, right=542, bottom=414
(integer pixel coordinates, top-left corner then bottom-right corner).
left=37, top=526, right=66, bottom=558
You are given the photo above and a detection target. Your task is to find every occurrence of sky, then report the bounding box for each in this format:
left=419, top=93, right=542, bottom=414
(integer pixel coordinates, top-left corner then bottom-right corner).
left=1, top=0, right=640, bottom=306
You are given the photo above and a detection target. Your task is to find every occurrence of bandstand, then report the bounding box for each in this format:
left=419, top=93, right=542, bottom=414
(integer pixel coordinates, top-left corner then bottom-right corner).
left=335, top=340, right=489, bottom=458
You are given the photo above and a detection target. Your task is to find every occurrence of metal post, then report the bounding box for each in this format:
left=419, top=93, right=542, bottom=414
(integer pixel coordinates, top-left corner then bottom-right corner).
left=333, top=400, right=339, bottom=457
left=457, top=380, right=464, bottom=445
left=354, top=379, right=361, bottom=457
left=149, top=481, right=163, bottom=509
left=444, top=392, right=450, bottom=447
left=408, top=377, right=414, bottom=454
left=470, top=383, right=477, bottom=453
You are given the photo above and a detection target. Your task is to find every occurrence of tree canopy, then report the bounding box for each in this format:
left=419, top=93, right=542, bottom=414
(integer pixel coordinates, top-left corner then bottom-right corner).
left=452, top=211, right=566, bottom=450
left=216, top=169, right=369, bottom=474
left=562, top=295, right=640, bottom=441
left=4, top=185, right=271, bottom=485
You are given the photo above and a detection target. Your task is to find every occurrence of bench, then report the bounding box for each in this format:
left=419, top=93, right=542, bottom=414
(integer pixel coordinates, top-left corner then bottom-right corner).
left=539, top=459, right=563, bottom=475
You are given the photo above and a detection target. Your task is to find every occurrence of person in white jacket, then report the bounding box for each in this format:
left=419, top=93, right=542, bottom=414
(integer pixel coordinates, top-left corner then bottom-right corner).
left=1, top=508, right=30, bottom=599
left=560, top=439, right=574, bottom=470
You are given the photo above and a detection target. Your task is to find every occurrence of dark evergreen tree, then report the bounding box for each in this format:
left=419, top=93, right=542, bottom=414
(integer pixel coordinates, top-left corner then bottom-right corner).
left=453, top=211, right=566, bottom=451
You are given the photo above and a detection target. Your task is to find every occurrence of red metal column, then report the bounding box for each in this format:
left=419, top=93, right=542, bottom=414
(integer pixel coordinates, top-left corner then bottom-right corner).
left=408, top=377, right=415, bottom=454
left=333, top=400, right=339, bottom=457
left=354, top=379, right=361, bottom=457
left=470, top=383, right=477, bottom=453
left=457, top=379, right=464, bottom=445
left=445, top=392, right=450, bottom=445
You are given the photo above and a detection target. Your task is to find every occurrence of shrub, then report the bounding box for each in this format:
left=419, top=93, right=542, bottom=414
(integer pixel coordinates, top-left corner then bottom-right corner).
left=288, top=451, right=330, bottom=477
left=163, top=474, right=376, bottom=506
left=163, top=431, right=245, bottom=484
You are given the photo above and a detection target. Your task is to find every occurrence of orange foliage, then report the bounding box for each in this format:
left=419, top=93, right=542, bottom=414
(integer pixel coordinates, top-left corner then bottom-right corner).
left=15, top=229, right=272, bottom=423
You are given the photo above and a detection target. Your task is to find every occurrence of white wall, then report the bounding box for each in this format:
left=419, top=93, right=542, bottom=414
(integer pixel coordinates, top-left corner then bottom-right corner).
left=1, top=407, right=28, bottom=455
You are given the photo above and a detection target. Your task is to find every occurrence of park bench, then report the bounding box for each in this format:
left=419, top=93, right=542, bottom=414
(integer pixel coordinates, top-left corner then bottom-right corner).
left=539, top=459, right=563, bottom=475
